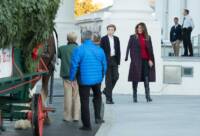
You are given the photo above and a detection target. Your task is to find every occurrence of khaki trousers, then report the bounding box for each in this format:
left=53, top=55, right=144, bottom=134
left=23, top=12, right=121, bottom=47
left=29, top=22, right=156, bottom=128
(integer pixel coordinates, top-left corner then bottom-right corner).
left=63, top=79, right=80, bottom=121
left=172, top=40, right=181, bottom=56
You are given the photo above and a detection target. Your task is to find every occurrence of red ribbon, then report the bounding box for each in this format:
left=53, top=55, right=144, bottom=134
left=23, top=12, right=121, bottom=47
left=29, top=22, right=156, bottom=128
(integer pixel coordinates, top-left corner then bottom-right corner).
left=32, top=44, right=43, bottom=60
left=32, top=47, right=38, bottom=60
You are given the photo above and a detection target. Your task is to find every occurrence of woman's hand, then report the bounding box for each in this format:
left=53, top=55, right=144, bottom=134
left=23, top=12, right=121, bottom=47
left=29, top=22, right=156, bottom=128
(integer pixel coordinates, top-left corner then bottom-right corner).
left=148, top=60, right=154, bottom=68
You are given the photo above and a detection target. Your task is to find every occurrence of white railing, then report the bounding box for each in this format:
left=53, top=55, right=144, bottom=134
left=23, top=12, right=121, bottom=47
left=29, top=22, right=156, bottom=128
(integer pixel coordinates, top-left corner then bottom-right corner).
left=161, top=34, right=200, bottom=57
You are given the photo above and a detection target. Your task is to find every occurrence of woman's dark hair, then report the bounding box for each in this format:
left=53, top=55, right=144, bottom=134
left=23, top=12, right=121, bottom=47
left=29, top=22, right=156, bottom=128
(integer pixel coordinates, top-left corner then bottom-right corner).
left=135, top=22, right=149, bottom=40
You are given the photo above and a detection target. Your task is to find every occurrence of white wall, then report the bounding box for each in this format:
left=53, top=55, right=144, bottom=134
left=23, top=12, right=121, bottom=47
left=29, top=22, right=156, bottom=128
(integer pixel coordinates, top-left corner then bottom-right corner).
left=155, top=0, right=200, bottom=41
left=54, top=0, right=200, bottom=95
left=167, top=0, right=184, bottom=39
left=187, top=0, right=200, bottom=36
left=99, top=0, right=162, bottom=95
left=162, top=60, right=200, bottom=95
left=54, top=0, right=79, bottom=78
left=155, top=0, right=168, bottom=40
left=154, top=0, right=200, bottom=95
left=105, top=20, right=162, bottom=95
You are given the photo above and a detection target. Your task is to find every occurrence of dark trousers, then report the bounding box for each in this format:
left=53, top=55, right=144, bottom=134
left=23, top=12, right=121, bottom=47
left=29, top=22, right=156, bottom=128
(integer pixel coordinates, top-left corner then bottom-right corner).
left=132, top=60, right=151, bottom=99
left=104, top=57, right=119, bottom=101
left=182, top=28, right=193, bottom=56
left=79, top=84, right=102, bottom=128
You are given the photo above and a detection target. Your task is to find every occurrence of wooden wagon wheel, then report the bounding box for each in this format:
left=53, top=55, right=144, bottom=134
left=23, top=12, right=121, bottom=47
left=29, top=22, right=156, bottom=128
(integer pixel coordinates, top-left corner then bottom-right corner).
left=32, top=94, right=44, bottom=136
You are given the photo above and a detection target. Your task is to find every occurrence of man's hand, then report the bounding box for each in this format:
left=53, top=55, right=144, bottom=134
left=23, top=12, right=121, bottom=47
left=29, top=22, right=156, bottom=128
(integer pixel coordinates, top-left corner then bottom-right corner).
left=71, top=81, right=77, bottom=89
left=71, top=81, right=78, bottom=97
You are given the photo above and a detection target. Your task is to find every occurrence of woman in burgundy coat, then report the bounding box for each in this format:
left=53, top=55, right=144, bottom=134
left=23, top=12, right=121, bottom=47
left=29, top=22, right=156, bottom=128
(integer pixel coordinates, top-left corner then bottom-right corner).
left=125, top=22, right=156, bottom=103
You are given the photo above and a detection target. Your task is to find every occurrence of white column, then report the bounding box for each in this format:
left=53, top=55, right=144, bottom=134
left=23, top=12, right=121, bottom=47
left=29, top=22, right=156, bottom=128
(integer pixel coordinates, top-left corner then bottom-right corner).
left=111, top=0, right=152, bottom=11
left=187, top=0, right=200, bottom=36
left=55, top=0, right=74, bottom=22
left=167, top=0, right=183, bottom=39
left=155, top=0, right=188, bottom=40
left=101, top=0, right=162, bottom=94
left=55, top=0, right=78, bottom=45
left=54, top=0, right=78, bottom=78
left=155, top=0, right=168, bottom=40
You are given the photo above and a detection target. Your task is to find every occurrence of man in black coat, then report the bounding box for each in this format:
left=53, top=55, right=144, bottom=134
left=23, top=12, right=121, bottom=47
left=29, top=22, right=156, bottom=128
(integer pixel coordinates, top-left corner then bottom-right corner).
left=170, top=17, right=182, bottom=56
left=100, top=24, right=121, bottom=104
left=182, top=9, right=195, bottom=56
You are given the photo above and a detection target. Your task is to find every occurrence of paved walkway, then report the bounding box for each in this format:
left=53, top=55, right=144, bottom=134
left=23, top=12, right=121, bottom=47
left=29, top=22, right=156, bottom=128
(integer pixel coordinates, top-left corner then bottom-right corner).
left=1, top=79, right=102, bottom=136
left=96, top=95, right=200, bottom=136
left=1, top=78, right=200, bottom=136
left=1, top=97, right=102, bottom=136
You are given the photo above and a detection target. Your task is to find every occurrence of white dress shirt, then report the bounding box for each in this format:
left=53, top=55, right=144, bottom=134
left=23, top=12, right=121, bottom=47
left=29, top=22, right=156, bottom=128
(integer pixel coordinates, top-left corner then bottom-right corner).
left=182, top=15, right=195, bottom=29
left=174, top=24, right=178, bottom=29
left=108, top=35, right=115, bottom=56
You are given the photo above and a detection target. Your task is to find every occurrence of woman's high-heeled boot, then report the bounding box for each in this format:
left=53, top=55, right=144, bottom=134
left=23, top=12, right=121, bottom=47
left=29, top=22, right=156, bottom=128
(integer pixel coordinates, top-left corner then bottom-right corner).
left=144, top=77, right=152, bottom=102
left=132, top=82, right=138, bottom=103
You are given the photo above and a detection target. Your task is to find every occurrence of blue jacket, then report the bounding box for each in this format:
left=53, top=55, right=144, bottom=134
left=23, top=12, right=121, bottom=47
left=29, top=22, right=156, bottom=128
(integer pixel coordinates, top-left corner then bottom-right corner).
left=70, top=40, right=107, bottom=85
left=170, top=24, right=182, bottom=42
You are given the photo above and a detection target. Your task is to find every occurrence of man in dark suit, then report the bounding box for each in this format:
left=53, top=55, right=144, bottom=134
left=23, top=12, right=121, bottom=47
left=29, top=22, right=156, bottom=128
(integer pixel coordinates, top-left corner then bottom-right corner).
left=170, top=17, right=182, bottom=56
left=182, top=9, right=194, bottom=56
left=100, top=24, right=121, bottom=104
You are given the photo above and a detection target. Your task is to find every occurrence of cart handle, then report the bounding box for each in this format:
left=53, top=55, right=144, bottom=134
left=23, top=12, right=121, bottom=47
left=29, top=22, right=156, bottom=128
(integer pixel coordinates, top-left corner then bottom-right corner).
left=0, top=76, right=41, bottom=95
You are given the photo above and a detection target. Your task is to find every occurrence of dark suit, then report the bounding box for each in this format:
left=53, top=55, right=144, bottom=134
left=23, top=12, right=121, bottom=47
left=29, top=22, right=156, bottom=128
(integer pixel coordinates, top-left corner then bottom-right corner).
left=170, top=24, right=182, bottom=56
left=182, top=27, right=193, bottom=56
left=100, top=35, right=121, bottom=102
left=170, top=24, right=182, bottom=42
left=101, top=35, right=121, bottom=65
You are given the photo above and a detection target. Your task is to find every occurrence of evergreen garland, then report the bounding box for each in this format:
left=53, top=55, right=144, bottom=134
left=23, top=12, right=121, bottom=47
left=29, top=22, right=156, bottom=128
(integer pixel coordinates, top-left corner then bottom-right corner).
left=0, top=0, right=60, bottom=72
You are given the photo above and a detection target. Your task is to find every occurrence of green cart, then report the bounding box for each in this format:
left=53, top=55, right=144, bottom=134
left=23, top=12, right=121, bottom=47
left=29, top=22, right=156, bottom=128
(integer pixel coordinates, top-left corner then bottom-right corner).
left=0, top=48, right=54, bottom=136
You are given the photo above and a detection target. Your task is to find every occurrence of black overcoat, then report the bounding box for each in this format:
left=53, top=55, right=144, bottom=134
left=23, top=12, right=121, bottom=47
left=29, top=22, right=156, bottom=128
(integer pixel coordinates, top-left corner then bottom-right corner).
left=125, top=34, right=156, bottom=82
left=100, top=35, right=121, bottom=65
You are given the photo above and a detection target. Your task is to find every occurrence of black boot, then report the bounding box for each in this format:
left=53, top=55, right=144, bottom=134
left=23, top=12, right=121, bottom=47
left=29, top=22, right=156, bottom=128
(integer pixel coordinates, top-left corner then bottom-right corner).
left=144, top=77, right=152, bottom=102
left=132, top=82, right=138, bottom=103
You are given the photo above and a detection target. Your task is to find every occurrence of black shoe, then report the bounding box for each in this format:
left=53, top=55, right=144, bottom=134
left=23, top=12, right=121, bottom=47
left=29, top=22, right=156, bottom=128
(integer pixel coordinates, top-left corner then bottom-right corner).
left=62, top=119, right=71, bottom=123
left=133, top=94, right=137, bottom=103
left=133, top=99, right=138, bottom=103
left=189, top=54, right=193, bottom=57
left=106, top=100, right=114, bottom=104
left=73, top=120, right=79, bottom=123
left=79, top=126, right=92, bottom=131
left=95, top=119, right=105, bottom=124
left=146, top=97, right=153, bottom=102
left=181, top=54, right=188, bottom=57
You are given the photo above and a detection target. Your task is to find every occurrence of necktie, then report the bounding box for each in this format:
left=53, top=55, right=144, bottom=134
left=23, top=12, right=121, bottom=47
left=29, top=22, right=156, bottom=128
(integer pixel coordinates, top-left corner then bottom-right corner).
left=182, top=17, right=185, bottom=27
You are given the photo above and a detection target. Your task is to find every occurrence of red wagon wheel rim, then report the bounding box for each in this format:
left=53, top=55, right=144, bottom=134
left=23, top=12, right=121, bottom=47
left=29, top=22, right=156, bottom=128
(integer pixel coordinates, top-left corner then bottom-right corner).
left=32, top=94, right=45, bottom=136
left=37, top=95, right=44, bottom=136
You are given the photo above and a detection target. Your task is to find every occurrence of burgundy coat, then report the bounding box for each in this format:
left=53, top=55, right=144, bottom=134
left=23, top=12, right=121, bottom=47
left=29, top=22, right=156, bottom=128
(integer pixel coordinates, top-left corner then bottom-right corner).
left=125, top=34, right=156, bottom=82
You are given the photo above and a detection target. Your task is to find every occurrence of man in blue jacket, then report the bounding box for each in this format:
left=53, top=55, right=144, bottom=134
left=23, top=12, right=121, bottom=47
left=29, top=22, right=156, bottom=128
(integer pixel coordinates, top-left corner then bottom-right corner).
left=70, top=31, right=107, bottom=131
left=170, top=17, right=182, bottom=56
